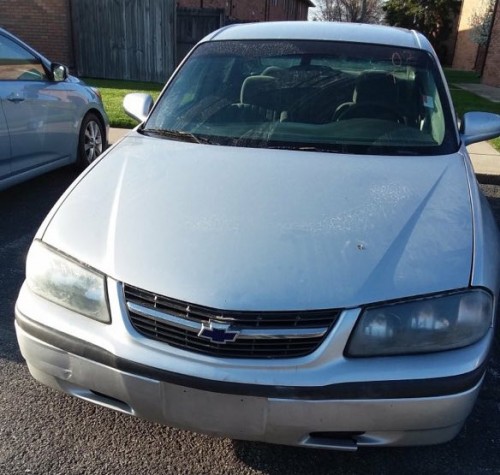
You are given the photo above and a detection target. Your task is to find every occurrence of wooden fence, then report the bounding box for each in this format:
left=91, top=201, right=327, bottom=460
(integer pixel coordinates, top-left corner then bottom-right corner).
left=71, top=0, right=176, bottom=83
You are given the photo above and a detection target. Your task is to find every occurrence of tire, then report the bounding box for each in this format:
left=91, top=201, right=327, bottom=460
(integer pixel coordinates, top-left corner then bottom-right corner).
left=77, top=113, right=105, bottom=169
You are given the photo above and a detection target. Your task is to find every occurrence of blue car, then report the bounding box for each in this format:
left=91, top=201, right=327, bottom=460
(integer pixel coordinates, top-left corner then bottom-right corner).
left=0, top=28, right=108, bottom=191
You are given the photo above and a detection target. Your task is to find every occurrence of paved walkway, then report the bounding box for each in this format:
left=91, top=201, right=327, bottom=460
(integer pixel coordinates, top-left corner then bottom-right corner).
left=109, top=127, right=130, bottom=144
left=456, top=83, right=500, bottom=103
left=468, top=141, right=500, bottom=185
left=108, top=127, right=500, bottom=180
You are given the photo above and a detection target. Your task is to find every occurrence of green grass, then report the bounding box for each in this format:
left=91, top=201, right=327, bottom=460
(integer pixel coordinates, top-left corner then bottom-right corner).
left=83, top=78, right=163, bottom=128
left=443, top=68, right=481, bottom=85
left=443, top=68, right=500, bottom=117
left=492, top=136, right=500, bottom=150
left=448, top=88, right=500, bottom=118
left=444, top=69, right=500, bottom=152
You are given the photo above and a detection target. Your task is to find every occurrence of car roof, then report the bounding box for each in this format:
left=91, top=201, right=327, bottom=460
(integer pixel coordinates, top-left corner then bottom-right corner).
left=202, top=21, right=430, bottom=52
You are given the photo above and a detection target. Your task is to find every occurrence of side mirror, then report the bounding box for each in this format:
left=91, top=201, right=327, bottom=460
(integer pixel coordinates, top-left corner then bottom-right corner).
left=123, top=93, right=154, bottom=123
left=461, top=112, right=500, bottom=146
left=51, top=63, right=68, bottom=82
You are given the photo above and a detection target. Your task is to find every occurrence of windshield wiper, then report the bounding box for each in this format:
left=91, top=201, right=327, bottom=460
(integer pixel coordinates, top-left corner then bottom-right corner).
left=267, top=144, right=342, bottom=153
left=297, top=145, right=341, bottom=153
left=140, top=128, right=215, bottom=145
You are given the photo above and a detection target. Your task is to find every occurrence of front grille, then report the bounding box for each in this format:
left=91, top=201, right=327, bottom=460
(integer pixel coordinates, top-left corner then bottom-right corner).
left=124, top=284, right=341, bottom=359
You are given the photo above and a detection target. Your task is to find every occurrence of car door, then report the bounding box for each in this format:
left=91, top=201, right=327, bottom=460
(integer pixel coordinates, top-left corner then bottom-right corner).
left=0, top=33, right=75, bottom=175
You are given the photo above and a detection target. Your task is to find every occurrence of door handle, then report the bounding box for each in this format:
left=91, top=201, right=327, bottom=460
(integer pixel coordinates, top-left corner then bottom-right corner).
left=7, top=94, right=24, bottom=103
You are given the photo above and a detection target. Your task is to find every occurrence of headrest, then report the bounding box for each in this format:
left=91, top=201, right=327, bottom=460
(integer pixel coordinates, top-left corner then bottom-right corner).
left=354, top=72, right=397, bottom=104
left=240, top=75, right=277, bottom=107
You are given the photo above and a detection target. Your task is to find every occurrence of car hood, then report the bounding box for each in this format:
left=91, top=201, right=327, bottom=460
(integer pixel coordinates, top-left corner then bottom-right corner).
left=42, top=134, right=473, bottom=310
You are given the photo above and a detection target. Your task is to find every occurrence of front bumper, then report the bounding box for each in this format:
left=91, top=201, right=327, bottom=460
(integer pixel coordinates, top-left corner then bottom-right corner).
left=16, top=305, right=488, bottom=450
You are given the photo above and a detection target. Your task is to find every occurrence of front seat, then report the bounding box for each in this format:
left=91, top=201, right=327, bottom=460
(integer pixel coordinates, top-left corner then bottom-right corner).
left=333, top=71, right=403, bottom=122
left=238, top=75, right=280, bottom=121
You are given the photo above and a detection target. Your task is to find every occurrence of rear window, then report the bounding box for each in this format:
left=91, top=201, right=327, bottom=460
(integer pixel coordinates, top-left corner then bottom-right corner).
left=144, top=40, right=458, bottom=156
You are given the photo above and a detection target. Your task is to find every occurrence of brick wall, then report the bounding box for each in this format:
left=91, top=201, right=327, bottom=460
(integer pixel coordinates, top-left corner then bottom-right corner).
left=0, top=0, right=74, bottom=67
left=482, top=3, right=500, bottom=87
left=452, top=0, right=484, bottom=70
left=231, top=1, right=266, bottom=21
left=179, top=1, right=228, bottom=10
left=269, top=0, right=309, bottom=21
left=178, top=0, right=309, bottom=21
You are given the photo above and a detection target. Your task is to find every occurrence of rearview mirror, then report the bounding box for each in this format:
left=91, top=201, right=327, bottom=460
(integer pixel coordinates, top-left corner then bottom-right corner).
left=123, top=93, right=154, bottom=123
left=461, top=112, right=500, bottom=146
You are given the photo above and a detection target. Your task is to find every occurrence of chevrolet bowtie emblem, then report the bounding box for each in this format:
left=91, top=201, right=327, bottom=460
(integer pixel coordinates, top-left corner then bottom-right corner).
left=198, top=320, right=240, bottom=344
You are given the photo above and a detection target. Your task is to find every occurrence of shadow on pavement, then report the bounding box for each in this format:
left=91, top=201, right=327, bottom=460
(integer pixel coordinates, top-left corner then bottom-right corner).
left=0, top=166, right=79, bottom=363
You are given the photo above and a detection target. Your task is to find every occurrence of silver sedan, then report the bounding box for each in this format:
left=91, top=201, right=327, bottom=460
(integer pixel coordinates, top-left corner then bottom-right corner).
left=15, top=22, right=500, bottom=450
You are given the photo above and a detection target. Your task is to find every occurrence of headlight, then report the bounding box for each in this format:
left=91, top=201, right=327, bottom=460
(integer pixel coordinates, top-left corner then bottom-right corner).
left=26, top=240, right=110, bottom=323
left=347, top=289, right=493, bottom=357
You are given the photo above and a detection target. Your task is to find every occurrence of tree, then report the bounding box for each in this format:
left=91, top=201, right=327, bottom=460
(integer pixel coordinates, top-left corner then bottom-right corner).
left=468, top=0, right=495, bottom=46
left=313, top=0, right=384, bottom=23
left=384, top=0, right=461, bottom=50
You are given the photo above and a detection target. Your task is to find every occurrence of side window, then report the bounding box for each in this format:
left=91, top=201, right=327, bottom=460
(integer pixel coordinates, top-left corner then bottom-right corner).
left=0, top=35, right=47, bottom=81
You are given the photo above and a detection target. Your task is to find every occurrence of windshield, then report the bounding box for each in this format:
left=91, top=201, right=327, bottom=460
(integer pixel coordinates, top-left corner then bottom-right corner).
left=145, top=40, right=458, bottom=155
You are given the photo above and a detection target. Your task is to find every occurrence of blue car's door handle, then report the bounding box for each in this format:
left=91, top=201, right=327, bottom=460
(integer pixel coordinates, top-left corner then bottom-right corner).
left=7, top=94, right=24, bottom=103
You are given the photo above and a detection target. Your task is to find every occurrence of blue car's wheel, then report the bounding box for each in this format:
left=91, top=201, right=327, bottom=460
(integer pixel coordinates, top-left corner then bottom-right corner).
left=78, top=113, right=104, bottom=168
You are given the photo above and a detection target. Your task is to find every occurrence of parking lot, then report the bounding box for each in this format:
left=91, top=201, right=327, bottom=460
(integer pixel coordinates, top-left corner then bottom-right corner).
left=1, top=167, right=500, bottom=474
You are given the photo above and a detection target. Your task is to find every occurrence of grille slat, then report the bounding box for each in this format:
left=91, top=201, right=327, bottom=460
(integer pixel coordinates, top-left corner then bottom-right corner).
left=124, top=284, right=341, bottom=359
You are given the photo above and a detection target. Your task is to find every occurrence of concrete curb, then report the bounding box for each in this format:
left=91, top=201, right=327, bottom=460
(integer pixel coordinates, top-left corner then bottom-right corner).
left=475, top=174, right=500, bottom=186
